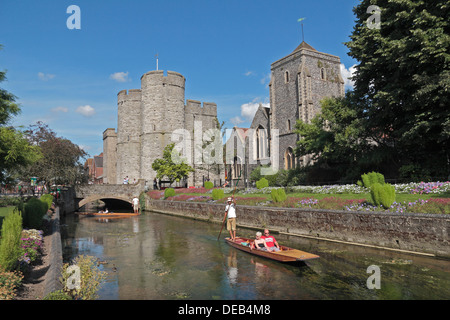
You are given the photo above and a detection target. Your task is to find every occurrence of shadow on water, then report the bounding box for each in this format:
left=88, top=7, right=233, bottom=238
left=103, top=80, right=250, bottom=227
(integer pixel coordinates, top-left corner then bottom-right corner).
left=60, top=210, right=450, bottom=300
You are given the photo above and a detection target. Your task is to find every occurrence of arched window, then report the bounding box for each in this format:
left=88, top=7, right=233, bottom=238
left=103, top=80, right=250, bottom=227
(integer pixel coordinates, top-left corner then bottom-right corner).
left=255, top=126, right=268, bottom=160
left=284, top=147, right=295, bottom=170
left=232, top=156, right=242, bottom=179
left=285, top=70, right=290, bottom=83
left=287, top=119, right=291, bottom=132
left=320, top=68, right=326, bottom=80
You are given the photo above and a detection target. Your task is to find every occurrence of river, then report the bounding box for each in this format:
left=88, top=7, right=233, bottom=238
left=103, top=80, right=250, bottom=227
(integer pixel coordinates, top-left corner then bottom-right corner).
left=61, top=210, right=450, bottom=300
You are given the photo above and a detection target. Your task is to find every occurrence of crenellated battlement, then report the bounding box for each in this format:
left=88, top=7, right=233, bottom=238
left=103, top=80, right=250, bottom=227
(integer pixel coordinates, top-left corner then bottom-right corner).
left=185, top=99, right=217, bottom=116
left=141, top=70, right=185, bottom=89
left=117, top=89, right=142, bottom=103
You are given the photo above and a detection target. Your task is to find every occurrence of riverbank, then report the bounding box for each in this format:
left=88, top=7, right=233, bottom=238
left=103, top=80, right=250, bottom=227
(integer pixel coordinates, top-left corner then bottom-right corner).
left=15, top=207, right=63, bottom=300
left=145, top=197, right=450, bottom=259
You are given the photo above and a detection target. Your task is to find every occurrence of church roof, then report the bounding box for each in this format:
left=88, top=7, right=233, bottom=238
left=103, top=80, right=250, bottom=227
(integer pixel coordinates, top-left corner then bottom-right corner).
left=292, top=41, right=317, bottom=53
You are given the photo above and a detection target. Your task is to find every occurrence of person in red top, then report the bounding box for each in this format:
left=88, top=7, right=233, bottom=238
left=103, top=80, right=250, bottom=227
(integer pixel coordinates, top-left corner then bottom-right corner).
left=261, top=229, right=280, bottom=252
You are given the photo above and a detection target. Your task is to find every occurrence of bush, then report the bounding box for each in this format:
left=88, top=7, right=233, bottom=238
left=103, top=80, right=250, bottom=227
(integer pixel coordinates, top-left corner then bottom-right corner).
left=212, top=189, right=224, bottom=200
left=0, top=212, right=23, bottom=271
left=139, top=192, right=146, bottom=211
left=43, top=290, right=73, bottom=300
left=61, top=255, right=106, bottom=300
left=40, top=194, right=53, bottom=210
left=256, top=178, right=269, bottom=189
left=271, top=188, right=287, bottom=203
left=23, top=197, right=48, bottom=229
left=204, top=181, right=214, bottom=189
left=164, top=188, right=176, bottom=199
left=361, top=172, right=385, bottom=188
left=370, top=183, right=396, bottom=209
left=0, top=267, right=23, bottom=300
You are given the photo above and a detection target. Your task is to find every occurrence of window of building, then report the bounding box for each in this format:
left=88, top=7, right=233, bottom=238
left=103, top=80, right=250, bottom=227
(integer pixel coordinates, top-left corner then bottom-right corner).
left=284, top=147, right=295, bottom=170
left=232, top=156, right=242, bottom=179
left=255, top=126, right=268, bottom=160
left=287, top=119, right=291, bottom=132
left=285, top=70, right=290, bottom=83
left=320, top=68, right=326, bottom=80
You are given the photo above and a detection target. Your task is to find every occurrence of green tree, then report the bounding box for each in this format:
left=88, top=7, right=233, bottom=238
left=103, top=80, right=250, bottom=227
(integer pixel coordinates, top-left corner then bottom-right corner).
left=152, top=143, right=195, bottom=185
left=294, top=92, right=373, bottom=179
left=0, top=46, right=42, bottom=184
left=20, top=122, right=88, bottom=188
left=345, top=0, right=450, bottom=177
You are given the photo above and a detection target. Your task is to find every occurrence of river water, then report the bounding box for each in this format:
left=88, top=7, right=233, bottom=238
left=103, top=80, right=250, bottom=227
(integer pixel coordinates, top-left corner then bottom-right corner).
left=61, top=211, right=450, bottom=300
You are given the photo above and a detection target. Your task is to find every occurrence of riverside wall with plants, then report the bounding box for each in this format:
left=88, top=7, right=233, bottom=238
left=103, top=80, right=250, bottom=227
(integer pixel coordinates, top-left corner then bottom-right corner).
left=144, top=196, right=450, bottom=259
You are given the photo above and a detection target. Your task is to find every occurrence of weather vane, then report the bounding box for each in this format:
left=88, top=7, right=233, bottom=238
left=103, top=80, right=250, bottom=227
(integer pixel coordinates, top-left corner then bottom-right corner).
left=298, top=18, right=306, bottom=42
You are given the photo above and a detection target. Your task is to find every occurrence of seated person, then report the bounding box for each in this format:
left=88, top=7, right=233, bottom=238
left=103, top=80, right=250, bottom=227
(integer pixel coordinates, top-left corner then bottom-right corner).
left=250, top=232, right=270, bottom=251
left=261, top=229, right=280, bottom=252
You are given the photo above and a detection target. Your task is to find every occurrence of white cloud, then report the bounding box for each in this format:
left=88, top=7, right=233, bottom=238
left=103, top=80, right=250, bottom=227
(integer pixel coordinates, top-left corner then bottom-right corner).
left=51, top=106, right=69, bottom=113
left=340, top=64, right=357, bottom=90
left=230, top=99, right=270, bottom=126
left=38, top=72, right=55, bottom=81
left=244, top=71, right=254, bottom=77
left=110, top=71, right=130, bottom=82
left=230, top=116, right=244, bottom=126
left=240, top=100, right=270, bottom=122
left=76, top=105, right=96, bottom=117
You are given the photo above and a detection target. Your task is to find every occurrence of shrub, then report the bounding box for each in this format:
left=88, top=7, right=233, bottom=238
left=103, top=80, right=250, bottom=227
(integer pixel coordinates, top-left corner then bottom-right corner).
left=271, top=188, right=287, bottom=203
left=0, top=212, right=23, bottom=271
left=361, top=172, right=385, bottom=188
left=23, top=197, right=48, bottom=229
left=139, top=192, right=146, bottom=211
left=370, top=183, right=396, bottom=209
left=40, top=194, right=53, bottom=210
left=164, top=188, right=176, bottom=199
left=43, top=290, right=73, bottom=300
left=212, top=189, right=224, bottom=200
left=61, top=255, right=106, bottom=300
left=0, top=267, right=23, bottom=300
left=256, top=178, right=269, bottom=189
left=204, top=181, right=214, bottom=189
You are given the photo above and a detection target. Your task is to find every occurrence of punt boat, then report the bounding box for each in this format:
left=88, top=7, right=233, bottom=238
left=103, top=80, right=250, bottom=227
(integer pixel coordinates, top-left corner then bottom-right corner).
left=225, top=237, right=319, bottom=263
left=77, top=212, right=139, bottom=218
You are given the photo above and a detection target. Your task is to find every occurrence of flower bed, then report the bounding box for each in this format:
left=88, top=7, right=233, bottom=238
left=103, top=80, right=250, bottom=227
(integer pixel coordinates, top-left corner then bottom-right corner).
left=146, top=181, right=449, bottom=214
left=18, top=229, right=44, bottom=269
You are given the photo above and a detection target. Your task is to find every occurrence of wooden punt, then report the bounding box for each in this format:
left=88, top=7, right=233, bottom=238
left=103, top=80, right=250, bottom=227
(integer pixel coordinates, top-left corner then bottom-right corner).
left=225, top=237, right=319, bottom=263
left=77, top=212, right=139, bottom=218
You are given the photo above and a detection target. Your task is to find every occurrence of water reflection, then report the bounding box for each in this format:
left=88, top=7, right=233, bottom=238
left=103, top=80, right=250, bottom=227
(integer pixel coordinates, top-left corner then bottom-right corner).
left=61, top=211, right=450, bottom=300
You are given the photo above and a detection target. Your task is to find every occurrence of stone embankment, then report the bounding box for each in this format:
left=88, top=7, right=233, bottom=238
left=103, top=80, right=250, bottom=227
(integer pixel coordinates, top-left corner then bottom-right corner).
left=146, top=198, right=450, bottom=259
left=42, top=207, right=63, bottom=297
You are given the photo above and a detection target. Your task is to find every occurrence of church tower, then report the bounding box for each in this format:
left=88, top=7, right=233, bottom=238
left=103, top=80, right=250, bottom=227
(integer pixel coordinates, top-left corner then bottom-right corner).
left=269, top=41, right=345, bottom=168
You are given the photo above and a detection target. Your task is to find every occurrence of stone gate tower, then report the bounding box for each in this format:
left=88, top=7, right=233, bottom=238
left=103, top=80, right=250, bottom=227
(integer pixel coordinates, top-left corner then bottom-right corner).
left=103, top=70, right=224, bottom=187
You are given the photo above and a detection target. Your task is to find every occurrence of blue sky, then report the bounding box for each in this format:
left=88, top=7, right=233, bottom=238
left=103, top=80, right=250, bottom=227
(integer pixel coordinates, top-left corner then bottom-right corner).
left=0, top=0, right=359, bottom=157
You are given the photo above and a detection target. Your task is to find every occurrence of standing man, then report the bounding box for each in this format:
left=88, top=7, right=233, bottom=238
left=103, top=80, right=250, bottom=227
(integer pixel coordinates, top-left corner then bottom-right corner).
left=261, top=229, right=280, bottom=252
left=132, top=196, right=140, bottom=214
left=224, top=196, right=237, bottom=241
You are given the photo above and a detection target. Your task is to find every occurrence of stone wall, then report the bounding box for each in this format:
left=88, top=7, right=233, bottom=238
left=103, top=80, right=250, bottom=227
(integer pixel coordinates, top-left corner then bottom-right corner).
left=145, top=198, right=450, bottom=258
left=42, top=207, right=63, bottom=297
